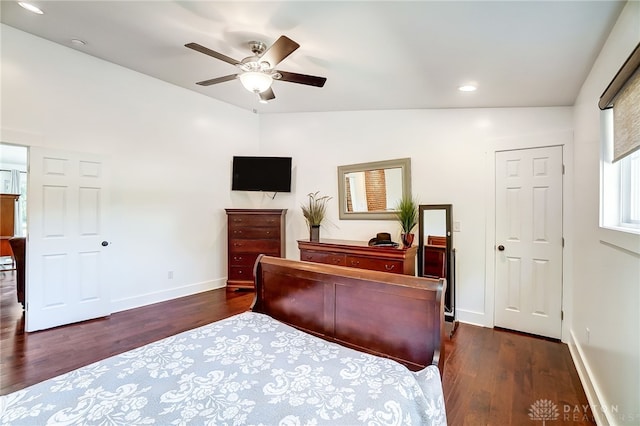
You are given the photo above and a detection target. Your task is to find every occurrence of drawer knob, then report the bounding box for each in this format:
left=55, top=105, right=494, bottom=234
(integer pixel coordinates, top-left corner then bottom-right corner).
left=384, top=264, right=395, bottom=271
left=350, top=260, right=359, bottom=266
left=234, top=230, right=242, bottom=234
left=234, top=256, right=243, bottom=261
left=234, top=243, right=243, bottom=247
left=238, top=270, right=243, bottom=274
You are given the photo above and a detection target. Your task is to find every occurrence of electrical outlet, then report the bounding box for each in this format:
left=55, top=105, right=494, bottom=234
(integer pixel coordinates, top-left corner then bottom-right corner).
left=168, top=271, right=174, bottom=279
left=453, top=221, right=461, bottom=232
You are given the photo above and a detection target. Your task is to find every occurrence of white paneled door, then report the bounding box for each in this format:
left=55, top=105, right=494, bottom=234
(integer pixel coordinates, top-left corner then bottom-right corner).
left=26, top=147, right=110, bottom=332
left=494, top=146, right=563, bottom=339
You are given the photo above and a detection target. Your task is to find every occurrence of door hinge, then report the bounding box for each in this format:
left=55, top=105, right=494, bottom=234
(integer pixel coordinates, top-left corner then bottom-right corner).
left=562, top=164, right=565, bottom=175
left=561, top=310, right=564, bottom=321
left=562, top=237, right=565, bottom=248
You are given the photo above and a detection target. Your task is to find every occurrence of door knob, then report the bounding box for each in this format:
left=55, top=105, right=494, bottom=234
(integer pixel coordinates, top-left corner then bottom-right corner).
left=497, top=244, right=505, bottom=251
left=101, top=241, right=109, bottom=247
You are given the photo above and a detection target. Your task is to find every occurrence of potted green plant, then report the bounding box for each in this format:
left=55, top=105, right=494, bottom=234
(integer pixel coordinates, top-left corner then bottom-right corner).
left=301, top=191, right=331, bottom=241
left=395, top=195, right=418, bottom=247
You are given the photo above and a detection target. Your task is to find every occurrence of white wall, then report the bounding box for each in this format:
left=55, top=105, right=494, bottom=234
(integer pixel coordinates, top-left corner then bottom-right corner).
left=1, top=24, right=259, bottom=311
left=570, top=2, right=640, bottom=424
left=258, top=107, right=573, bottom=327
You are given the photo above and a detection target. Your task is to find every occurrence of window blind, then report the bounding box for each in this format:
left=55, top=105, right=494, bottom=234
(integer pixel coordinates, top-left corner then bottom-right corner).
left=599, top=42, right=640, bottom=162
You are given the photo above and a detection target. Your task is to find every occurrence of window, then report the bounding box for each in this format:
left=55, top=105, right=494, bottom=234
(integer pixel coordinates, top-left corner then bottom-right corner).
left=620, top=150, right=639, bottom=228
left=600, top=42, right=640, bottom=234
left=601, top=109, right=640, bottom=233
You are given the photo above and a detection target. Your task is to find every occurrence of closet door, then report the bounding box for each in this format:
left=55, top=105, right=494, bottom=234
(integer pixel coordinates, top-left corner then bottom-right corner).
left=494, top=146, right=563, bottom=339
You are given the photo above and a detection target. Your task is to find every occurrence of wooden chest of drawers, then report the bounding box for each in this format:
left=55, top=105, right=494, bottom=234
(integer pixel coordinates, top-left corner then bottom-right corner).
left=226, top=209, right=287, bottom=289
left=298, top=238, right=417, bottom=276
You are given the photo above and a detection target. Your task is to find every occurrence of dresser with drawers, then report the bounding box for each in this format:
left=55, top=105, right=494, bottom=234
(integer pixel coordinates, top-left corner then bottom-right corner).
left=297, top=238, right=417, bottom=276
left=0, top=194, right=20, bottom=258
left=226, top=209, right=287, bottom=289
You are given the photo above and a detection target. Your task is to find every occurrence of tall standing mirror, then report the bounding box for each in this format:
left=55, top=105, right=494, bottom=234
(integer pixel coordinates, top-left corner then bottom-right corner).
left=418, top=204, right=456, bottom=334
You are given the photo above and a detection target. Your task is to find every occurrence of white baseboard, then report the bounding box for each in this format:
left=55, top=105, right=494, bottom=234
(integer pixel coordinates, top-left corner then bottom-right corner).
left=568, top=329, right=611, bottom=426
left=454, top=308, right=486, bottom=327
left=110, top=278, right=227, bottom=314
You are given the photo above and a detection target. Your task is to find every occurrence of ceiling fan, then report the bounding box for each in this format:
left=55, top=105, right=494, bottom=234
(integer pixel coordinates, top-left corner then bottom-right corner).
left=185, top=35, right=327, bottom=102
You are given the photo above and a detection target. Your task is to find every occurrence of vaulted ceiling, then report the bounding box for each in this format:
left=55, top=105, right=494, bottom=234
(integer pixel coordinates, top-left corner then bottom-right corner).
left=0, top=1, right=626, bottom=114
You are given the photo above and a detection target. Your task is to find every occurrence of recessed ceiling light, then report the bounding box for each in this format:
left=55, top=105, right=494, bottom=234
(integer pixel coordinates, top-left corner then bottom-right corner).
left=18, top=2, right=43, bottom=14
left=459, top=85, right=477, bottom=92
left=70, top=39, right=86, bottom=47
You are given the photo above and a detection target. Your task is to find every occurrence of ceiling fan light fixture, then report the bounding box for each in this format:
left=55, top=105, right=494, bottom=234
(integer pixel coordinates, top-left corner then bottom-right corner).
left=186, top=36, right=326, bottom=100
left=239, top=71, right=273, bottom=93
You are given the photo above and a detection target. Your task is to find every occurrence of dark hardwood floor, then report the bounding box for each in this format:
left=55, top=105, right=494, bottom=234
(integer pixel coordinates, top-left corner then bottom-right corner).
left=1, top=271, right=594, bottom=425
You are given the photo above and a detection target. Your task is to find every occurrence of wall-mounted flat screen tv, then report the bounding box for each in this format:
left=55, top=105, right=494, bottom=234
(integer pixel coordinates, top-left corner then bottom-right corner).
left=232, top=156, right=292, bottom=192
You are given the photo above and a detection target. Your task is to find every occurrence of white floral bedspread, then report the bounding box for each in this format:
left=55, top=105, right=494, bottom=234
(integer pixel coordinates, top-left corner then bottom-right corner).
left=1, top=312, right=446, bottom=425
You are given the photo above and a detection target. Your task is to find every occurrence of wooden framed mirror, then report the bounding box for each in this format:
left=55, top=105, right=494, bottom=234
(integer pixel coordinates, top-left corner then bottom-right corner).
left=337, top=158, right=411, bottom=220
left=418, top=204, right=455, bottom=326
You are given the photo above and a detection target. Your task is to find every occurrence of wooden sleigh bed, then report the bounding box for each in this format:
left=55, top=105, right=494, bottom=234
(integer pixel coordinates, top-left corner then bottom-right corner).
left=1, top=256, right=447, bottom=425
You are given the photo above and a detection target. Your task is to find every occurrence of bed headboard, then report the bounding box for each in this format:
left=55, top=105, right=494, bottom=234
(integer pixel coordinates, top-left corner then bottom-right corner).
left=252, top=255, right=446, bottom=372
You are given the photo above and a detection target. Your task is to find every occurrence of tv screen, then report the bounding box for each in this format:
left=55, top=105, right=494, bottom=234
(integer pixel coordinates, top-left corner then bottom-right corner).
left=232, top=156, right=292, bottom=192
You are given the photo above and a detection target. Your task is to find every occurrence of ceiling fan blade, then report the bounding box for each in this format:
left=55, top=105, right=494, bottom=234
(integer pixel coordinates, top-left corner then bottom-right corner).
left=260, top=36, right=300, bottom=68
left=196, top=74, right=238, bottom=86
left=260, top=87, right=276, bottom=101
left=185, top=42, right=240, bottom=66
left=277, top=71, right=327, bottom=87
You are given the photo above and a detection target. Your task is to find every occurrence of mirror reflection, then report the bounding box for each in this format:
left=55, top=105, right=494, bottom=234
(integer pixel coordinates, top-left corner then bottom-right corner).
left=344, top=167, right=403, bottom=213
left=338, top=158, right=411, bottom=220
left=421, top=209, right=448, bottom=279
left=418, top=204, right=454, bottom=323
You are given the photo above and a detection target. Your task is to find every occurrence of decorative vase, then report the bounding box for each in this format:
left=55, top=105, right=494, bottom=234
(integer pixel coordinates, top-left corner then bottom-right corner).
left=401, top=233, right=414, bottom=248
left=310, top=225, right=320, bottom=242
